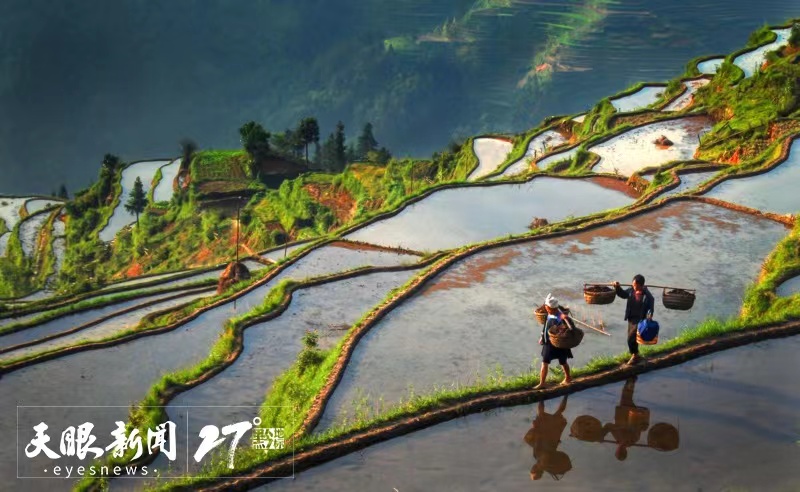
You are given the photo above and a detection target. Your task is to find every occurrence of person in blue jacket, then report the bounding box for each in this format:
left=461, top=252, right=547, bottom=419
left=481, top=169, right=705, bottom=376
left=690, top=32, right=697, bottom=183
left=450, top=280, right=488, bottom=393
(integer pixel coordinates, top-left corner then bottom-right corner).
left=534, top=294, right=574, bottom=389
left=613, top=274, right=654, bottom=365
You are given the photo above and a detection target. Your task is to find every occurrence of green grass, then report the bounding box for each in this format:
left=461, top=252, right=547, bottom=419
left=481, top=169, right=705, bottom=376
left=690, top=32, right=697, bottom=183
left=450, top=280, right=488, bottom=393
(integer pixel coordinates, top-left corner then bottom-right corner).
left=148, top=166, right=163, bottom=204
left=747, top=24, right=777, bottom=48
left=32, top=210, right=58, bottom=287
left=74, top=259, right=434, bottom=490
left=192, top=150, right=252, bottom=183
left=0, top=281, right=213, bottom=336
left=151, top=161, right=800, bottom=488
left=0, top=222, right=35, bottom=297
left=161, top=237, right=800, bottom=490
left=46, top=19, right=800, bottom=488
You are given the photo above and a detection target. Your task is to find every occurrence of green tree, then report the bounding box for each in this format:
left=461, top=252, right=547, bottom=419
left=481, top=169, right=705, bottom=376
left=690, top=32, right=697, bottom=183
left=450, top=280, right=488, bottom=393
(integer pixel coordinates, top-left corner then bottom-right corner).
left=272, top=129, right=295, bottom=157
left=346, top=143, right=357, bottom=163
left=179, top=138, right=198, bottom=172
left=320, top=133, right=337, bottom=171
left=356, top=122, right=378, bottom=159
left=790, top=24, right=800, bottom=48
left=98, top=153, right=123, bottom=207
left=297, top=117, right=320, bottom=164
left=334, top=121, right=347, bottom=170
left=124, top=177, right=147, bottom=225
left=367, top=147, right=392, bottom=165
left=57, top=184, right=69, bottom=199
left=102, top=153, right=121, bottom=173
left=312, top=141, right=322, bottom=169
left=239, top=121, right=272, bottom=166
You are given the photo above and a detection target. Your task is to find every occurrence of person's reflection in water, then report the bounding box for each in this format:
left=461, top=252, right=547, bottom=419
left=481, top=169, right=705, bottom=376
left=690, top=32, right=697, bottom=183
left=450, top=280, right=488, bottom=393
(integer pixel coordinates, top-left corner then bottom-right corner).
left=603, top=376, right=649, bottom=461
left=570, top=376, right=680, bottom=460
left=523, top=396, right=572, bottom=480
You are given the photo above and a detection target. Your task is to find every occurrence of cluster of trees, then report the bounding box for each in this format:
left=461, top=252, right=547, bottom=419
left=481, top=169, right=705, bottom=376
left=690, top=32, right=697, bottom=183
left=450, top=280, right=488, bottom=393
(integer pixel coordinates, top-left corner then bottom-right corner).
left=50, top=185, right=69, bottom=200
left=790, top=24, right=800, bottom=48
left=317, top=121, right=391, bottom=171
left=65, top=153, right=124, bottom=219
left=238, top=118, right=392, bottom=173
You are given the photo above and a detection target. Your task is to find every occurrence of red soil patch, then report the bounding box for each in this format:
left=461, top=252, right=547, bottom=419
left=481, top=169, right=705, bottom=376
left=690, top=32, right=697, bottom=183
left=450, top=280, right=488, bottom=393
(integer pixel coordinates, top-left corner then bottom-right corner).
left=191, top=246, right=214, bottom=266
left=728, top=148, right=741, bottom=164
left=304, top=183, right=356, bottom=225
left=783, top=45, right=800, bottom=56
left=422, top=248, right=521, bottom=296
left=591, top=176, right=641, bottom=198
left=126, top=263, right=144, bottom=278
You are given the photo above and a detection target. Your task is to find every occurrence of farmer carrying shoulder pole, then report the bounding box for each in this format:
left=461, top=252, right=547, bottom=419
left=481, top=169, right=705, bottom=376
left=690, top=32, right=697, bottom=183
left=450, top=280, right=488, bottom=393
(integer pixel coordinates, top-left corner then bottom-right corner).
left=613, top=274, right=654, bottom=366
left=535, top=294, right=574, bottom=389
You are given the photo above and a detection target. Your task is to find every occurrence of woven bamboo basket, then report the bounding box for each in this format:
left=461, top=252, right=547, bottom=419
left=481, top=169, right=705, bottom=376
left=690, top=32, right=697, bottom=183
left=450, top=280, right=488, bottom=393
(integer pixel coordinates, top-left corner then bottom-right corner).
left=647, top=423, right=680, bottom=451
left=534, top=305, right=570, bottom=325
left=662, top=288, right=696, bottom=310
left=570, top=415, right=604, bottom=442
left=583, top=284, right=616, bottom=305
left=548, top=325, right=584, bottom=349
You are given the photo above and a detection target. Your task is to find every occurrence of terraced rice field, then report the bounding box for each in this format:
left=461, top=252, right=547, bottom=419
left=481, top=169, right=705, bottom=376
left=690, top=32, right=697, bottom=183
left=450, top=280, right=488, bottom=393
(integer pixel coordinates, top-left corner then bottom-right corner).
left=99, top=160, right=171, bottom=242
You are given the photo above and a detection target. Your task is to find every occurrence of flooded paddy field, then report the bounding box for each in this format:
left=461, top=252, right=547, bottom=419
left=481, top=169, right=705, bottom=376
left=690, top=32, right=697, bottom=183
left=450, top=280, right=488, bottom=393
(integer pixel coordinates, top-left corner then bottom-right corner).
left=24, top=199, right=61, bottom=215
left=147, top=269, right=420, bottom=477
left=2, top=242, right=424, bottom=490
left=591, top=116, right=713, bottom=176
left=655, top=170, right=719, bottom=199
left=152, top=159, right=180, bottom=203
left=266, top=336, right=800, bottom=491
left=734, top=27, right=793, bottom=78
left=495, top=130, right=569, bottom=179
left=0, top=287, right=214, bottom=351
left=261, top=242, right=308, bottom=263
left=697, top=57, right=724, bottom=75
left=662, top=78, right=710, bottom=112
left=610, top=85, right=665, bottom=113
left=534, top=146, right=580, bottom=171
left=0, top=289, right=213, bottom=363
left=468, top=138, right=513, bottom=181
left=320, top=201, right=787, bottom=430
left=18, top=211, right=51, bottom=257
left=344, top=178, right=635, bottom=252
left=99, top=160, right=171, bottom=242
left=776, top=275, right=800, bottom=297
left=704, top=139, right=800, bottom=214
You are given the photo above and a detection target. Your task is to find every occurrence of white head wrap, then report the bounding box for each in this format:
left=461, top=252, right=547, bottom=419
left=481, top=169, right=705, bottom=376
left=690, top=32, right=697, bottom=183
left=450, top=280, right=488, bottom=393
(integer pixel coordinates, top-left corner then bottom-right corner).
left=544, top=293, right=559, bottom=309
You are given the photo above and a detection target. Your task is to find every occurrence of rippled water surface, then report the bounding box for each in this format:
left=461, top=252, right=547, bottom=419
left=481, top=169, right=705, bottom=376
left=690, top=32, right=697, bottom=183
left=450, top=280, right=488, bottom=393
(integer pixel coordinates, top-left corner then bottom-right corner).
left=704, top=140, right=800, bottom=214
left=345, top=178, right=634, bottom=251
left=266, top=337, right=800, bottom=491
left=321, top=201, right=787, bottom=430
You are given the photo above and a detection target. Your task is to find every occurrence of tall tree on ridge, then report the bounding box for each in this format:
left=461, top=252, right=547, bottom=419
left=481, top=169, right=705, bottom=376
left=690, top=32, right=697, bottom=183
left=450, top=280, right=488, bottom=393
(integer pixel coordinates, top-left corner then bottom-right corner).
left=334, top=121, right=347, bottom=171
left=125, top=177, right=147, bottom=225
left=239, top=121, right=272, bottom=171
left=356, top=122, right=378, bottom=159
left=297, top=117, right=320, bottom=164
left=179, top=138, right=198, bottom=172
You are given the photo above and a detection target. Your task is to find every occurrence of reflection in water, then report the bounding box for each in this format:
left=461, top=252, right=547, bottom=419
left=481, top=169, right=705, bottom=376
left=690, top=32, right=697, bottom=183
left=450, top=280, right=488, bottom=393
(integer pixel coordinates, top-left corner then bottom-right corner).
left=524, top=377, right=680, bottom=482
left=319, top=201, right=787, bottom=432
left=265, top=338, right=800, bottom=492
left=570, top=377, right=679, bottom=461
left=524, top=396, right=571, bottom=481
